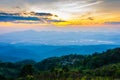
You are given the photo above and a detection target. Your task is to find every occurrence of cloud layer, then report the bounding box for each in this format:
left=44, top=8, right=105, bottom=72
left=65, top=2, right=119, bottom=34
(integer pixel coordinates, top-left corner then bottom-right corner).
left=0, top=12, right=64, bottom=24
left=0, top=0, right=120, bottom=25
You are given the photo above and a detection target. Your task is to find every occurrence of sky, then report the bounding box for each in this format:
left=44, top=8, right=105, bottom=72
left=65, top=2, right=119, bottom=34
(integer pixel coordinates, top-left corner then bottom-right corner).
left=0, top=0, right=120, bottom=33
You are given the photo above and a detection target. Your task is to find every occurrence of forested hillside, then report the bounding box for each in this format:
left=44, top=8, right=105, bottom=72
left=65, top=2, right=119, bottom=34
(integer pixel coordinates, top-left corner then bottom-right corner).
left=0, top=48, right=120, bottom=80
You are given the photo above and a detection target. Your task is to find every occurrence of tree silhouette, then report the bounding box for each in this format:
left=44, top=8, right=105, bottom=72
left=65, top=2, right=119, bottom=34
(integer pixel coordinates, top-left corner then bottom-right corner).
left=20, top=64, right=34, bottom=77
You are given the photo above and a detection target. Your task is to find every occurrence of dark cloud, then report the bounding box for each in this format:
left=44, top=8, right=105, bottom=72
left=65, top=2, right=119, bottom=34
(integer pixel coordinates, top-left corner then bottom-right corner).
left=105, top=22, right=120, bottom=25
left=15, top=6, right=21, bottom=9
left=33, top=12, right=53, bottom=16
left=88, top=17, right=94, bottom=20
left=0, top=12, right=62, bottom=23
left=0, top=12, right=53, bottom=16
left=0, top=15, right=40, bottom=22
left=0, top=12, right=19, bottom=16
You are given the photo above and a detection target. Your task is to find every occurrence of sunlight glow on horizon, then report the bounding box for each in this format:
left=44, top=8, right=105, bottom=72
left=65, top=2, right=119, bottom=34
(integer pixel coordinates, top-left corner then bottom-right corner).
left=0, top=0, right=120, bottom=26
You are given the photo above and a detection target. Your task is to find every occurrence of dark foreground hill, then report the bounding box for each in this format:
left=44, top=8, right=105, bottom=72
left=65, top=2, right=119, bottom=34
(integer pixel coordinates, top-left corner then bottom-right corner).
left=0, top=48, right=120, bottom=80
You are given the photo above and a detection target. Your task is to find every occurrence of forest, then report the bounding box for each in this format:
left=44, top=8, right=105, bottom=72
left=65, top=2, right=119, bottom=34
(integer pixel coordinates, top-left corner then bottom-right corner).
left=0, top=48, right=120, bottom=80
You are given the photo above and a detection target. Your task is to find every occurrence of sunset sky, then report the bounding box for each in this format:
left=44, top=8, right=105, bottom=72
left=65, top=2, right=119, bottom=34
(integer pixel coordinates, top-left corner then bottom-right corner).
left=0, top=0, right=120, bottom=33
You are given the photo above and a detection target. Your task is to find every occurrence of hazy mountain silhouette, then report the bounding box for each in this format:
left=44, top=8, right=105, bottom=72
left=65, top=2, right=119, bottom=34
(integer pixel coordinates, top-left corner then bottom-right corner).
left=0, top=43, right=120, bottom=62
left=0, top=30, right=120, bottom=45
left=0, top=30, right=120, bottom=62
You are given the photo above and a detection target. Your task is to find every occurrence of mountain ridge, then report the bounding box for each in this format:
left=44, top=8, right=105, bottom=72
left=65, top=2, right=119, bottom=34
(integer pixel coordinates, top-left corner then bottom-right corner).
left=0, top=43, right=120, bottom=62
left=0, top=30, right=120, bottom=45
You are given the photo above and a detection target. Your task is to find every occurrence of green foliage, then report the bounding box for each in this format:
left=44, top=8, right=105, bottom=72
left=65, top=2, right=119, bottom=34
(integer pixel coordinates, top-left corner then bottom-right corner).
left=19, top=64, right=34, bottom=77
left=0, top=74, right=7, bottom=80
left=0, top=47, right=120, bottom=80
left=93, top=63, right=120, bottom=78
left=35, top=48, right=120, bottom=71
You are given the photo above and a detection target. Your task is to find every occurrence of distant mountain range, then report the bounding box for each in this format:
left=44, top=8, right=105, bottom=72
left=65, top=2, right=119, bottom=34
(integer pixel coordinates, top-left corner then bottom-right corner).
left=0, top=30, right=120, bottom=62
left=0, top=30, right=120, bottom=45
left=0, top=43, right=120, bottom=62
